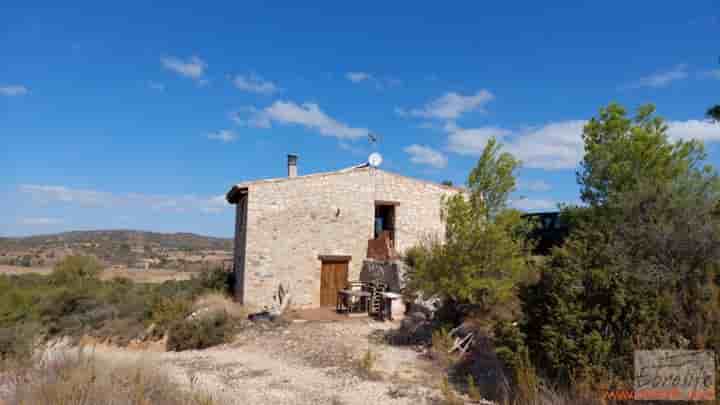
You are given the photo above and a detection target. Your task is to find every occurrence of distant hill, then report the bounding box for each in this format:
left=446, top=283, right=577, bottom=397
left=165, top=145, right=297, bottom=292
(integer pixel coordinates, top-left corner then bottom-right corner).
left=0, top=230, right=232, bottom=250
left=0, top=230, right=233, bottom=269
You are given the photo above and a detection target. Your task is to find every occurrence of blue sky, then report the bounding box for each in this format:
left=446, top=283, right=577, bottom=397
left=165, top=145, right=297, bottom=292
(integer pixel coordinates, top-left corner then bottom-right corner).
left=2, top=2, right=719, bottom=237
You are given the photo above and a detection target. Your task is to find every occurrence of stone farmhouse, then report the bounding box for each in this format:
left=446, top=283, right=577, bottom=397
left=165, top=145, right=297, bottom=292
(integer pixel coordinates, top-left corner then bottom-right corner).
left=226, top=155, right=463, bottom=309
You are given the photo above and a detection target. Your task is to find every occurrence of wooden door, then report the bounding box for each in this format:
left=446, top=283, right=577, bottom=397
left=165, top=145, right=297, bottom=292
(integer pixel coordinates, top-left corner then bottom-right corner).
left=320, top=261, right=349, bottom=307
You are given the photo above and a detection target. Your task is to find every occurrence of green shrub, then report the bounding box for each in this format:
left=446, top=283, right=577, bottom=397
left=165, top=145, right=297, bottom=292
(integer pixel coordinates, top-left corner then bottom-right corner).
left=51, top=255, right=102, bottom=284
left=432, top=328, right=454, bottom=354
left=403, top=138, right=533, bottom=333
left=489, top=104, right=720, bottom=398
left=439, top=376, right=463, bottom=405
left=430, top=328, right=459, bottom=369
left=0, top=255, right=215, bottom=348
left=150, top=296, right=193, bottom=330
left=0, top=322, right=40, bottom=362
left=167, top=311, right=233, bottom=351
left=466, top=374, right=482, bottom=401
left=194, top=266, right=235, bottom=295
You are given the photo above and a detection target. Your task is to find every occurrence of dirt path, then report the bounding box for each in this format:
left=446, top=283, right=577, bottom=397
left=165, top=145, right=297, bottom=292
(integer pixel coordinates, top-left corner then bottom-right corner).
left=58, top=319, right=445, bottom=405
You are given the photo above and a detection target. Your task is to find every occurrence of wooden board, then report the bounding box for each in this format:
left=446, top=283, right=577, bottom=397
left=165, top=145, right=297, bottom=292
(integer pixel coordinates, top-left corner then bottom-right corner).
left=320, top=260, right=349, bottom=307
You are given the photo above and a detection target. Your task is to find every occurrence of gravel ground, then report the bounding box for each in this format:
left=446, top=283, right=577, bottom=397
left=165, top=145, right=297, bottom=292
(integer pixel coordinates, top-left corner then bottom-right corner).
left=38, top=319, right=449, bottom=405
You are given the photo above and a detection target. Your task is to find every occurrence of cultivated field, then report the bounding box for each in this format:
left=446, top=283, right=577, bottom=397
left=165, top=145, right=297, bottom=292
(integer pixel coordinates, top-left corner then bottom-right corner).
left=0, top=265, right=198, bottom=283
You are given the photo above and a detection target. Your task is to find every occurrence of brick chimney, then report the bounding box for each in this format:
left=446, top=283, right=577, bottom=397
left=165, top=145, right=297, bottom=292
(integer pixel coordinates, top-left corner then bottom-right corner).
left=287, top=154, right=298, bottom=178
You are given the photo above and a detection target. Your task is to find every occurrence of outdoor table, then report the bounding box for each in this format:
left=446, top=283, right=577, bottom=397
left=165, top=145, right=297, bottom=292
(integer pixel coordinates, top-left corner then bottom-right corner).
left=337, top=289, right=371, bottom=314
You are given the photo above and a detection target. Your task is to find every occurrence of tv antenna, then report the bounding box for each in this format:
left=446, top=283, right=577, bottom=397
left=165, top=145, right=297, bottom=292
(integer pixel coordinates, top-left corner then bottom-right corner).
left=368, top=132, right=380, bottom=148
left=367, top=133, right=383, bottom=200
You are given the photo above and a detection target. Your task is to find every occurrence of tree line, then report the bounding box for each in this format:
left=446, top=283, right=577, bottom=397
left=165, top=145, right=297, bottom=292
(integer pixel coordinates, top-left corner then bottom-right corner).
left=405, top=102, right=720, bottom=402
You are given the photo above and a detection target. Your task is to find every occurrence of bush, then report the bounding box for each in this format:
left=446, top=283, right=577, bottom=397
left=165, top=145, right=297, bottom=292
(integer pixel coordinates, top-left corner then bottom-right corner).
left=167, top=311, right=233, bottom=351
left=503, top=182, right=720, bottom=389
left=490, top=104, right=720, bottom=399
left=150, top=296, right=193, bottom=331
left=0, top=322, right=40, bottom=362
left=405, top=200, right=533, bottom=320
left=51, top=255, right=102, bottom=284
left=466, top=374, right=482, bottom=401
left=0, top=255, right=220, bottom=349
left=439, top=376, right=463, bottom=405
left=192, top=292, right=247, bottom=320
left=404, top=137, right=532, bottom=331
left=194, top=266, right=235, bottom=295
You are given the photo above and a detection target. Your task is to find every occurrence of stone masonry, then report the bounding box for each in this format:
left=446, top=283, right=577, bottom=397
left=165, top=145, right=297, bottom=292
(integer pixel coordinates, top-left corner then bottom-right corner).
left=228, top=165, right=461, bottom=309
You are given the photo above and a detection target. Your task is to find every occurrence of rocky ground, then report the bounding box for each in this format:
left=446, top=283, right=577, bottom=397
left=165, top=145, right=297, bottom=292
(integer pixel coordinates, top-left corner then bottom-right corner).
left=41, top=318, right=454, bottom=405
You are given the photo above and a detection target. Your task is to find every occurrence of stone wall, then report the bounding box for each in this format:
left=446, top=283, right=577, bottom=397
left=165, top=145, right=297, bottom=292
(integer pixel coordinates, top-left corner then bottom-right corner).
left=238, top=167, right=460, bottom=309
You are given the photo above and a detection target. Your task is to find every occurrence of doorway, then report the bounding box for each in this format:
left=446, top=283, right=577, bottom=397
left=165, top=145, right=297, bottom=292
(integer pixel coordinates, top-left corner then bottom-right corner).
left=320, top=258, right=349, bottom=307
left=374, top=202, right=396, bottom=247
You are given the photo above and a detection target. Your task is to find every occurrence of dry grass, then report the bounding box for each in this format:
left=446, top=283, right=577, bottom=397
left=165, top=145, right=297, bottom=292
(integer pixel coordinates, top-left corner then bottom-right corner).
left=191, top=292, right=247, bottom=320
left=3, top=348, right=218, bottom=405
left=354, top=345, right=383, bottom=381
left=430, top=328, right=460, bottom=370
left=358, top=346, right=376, bottom=373
left=439, top=376, right=464, bottom=405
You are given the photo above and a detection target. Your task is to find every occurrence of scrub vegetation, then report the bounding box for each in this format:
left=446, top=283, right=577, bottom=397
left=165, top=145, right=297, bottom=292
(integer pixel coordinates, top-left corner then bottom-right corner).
left=0, top=255, right=240, bottom=362
left=406, top=103, right=720, bottom=404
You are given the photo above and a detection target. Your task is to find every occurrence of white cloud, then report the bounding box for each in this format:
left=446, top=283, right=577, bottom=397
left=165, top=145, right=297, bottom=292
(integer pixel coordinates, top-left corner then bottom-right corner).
left=400, top=90, right=494, bottom=120
left=626, top=64, right=688, bottom=89
left=18, top=185, right=229, bottom=214
left=245, top=101, right=369, bottom=139
left=447, top=126, right=512, bottom=155
left=232, top=74, right=280, bottom=95
left=0, top=85, right=28, bottom=96
left=148, top=81, right=165, bottom=91
left=19, top=185, right=110, bottom=207
left=668, top=120, right=720, bottom=142
left=19, top=217, right=63, bottom=226
left=447, top=119, right=720, bottom=171
left=510, top=198, right=557, bottom=211
left=446, top=121, right=586, bottom=170
left=518, top=180, right=552, bottom=192
left=346, top=72, right=401, bottom=90
left=346, top=72, right=372, bottom=83
left=161, top=56, right=207, bottom=80
left=504, top=121, right=587, bottom=170
left=404, top=144, right=448, bottom=168
left=206, top=130, right=238, bottom=143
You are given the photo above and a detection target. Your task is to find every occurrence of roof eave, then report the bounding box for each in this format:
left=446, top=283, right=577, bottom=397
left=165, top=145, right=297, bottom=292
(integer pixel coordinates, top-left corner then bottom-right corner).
left=226, top=186, right=248, bottom=204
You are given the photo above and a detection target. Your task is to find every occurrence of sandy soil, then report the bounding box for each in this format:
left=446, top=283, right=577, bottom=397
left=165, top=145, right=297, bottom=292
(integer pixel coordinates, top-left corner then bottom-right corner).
left=45, top=319, right=448, bottom=405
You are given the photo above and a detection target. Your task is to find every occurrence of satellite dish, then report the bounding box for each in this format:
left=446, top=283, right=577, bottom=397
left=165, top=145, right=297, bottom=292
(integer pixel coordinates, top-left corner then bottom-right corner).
left=368, top=152, right=383, bottom=168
